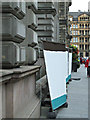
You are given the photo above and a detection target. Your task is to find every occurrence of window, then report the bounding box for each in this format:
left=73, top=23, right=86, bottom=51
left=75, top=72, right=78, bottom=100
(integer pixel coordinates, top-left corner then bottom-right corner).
left=80, top=45, right=81, bottom=49
left=73, top=24, right=75, bottom=28
left=76, top=24, right=78, bottom=28
left=80, top=24, right=81, bottom=28
left=82, top=37, right=84, bottom=40
left=82, top=30, right=84, bottom=35
left=82, top=24, right=84, bottom=28
left=76, top=31, right=78, bottom=35
left=82, top=45, right=84, bottom=50
left=82, top=17, right=84, bottom=21
left=82, top=37, right=84, bottom=42
left=79, top=37, right=81, bottom=42
left=88, top=30, right=89, bottom=35
left=85, top=45, right=87, bottom=50
left=85, top=37, right=87, bottom=42
left=73, top=31, right=75, bottom=35
left=85, top=30, right=87, bottom=35
left=85, top=24, right=87, bottom=28
left=76, top=37, right=78, bottom=42
left=85, top=17, right=88, bottom=21
left=79, top=30, right=81, bottom=35
left=86, top=52, right=89, bottom=57
left=73, top=37, right=75, bottom=42
left=82, top=40, right=84, bottom=43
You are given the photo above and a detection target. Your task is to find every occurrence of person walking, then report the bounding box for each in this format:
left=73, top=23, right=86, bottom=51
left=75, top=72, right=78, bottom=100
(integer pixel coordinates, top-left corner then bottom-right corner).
left=85, top=57, right=90, bottom=77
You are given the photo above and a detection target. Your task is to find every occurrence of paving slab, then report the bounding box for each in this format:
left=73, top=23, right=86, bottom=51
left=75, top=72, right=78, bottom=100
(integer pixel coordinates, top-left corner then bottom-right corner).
left=57, top=64, right=88, bottom=118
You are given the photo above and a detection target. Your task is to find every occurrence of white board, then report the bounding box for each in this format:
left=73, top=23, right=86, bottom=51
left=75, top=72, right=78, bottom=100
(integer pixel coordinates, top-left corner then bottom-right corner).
left=44, top=50, right=67, bottom=110
left=69, top=53, right=72, bottom=76
left=66, top=51, right=69, bottom=83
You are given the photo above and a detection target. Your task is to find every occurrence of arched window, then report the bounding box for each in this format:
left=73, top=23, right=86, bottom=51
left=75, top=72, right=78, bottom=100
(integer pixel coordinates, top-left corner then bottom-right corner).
left=80, top=24, right=81, bottom=28
left=85, top=24, right=87, bottom=28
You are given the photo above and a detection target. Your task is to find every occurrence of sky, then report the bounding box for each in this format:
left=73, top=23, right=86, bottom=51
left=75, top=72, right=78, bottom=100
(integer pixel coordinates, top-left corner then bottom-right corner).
left=69, top=0, right=89, bottom=12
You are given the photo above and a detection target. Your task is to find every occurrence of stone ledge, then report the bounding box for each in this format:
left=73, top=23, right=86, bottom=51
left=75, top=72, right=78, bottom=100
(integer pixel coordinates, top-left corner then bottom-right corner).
left=0, top=66, right=40, bottom=84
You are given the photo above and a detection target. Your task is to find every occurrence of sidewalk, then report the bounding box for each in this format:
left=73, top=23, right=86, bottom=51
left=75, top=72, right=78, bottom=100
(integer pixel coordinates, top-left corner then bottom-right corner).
left=57, top=64, right=88, bottom=118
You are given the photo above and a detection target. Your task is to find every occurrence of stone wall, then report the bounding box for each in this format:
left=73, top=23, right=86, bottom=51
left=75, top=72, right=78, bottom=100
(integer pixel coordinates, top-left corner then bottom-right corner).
left=0, top=66, right=40, bottom=118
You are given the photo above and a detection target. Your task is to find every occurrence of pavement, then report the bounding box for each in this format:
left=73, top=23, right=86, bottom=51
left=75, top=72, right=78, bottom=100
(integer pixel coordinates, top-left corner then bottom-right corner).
left=40, top=64, right=88, bottom=118
left=57, top=64, right=88, bottom=118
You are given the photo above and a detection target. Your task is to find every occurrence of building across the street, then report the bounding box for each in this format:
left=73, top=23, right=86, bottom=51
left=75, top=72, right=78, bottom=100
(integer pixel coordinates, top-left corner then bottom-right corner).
left=69, top=11, right=90, bottom=57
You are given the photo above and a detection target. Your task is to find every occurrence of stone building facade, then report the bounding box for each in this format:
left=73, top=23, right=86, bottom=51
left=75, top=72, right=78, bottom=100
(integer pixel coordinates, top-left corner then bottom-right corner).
left=0, top=1, right=72, bottom=119
left=69, top=11, right=90, bottom=57
left=58, top=1, right=72, bottom=44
